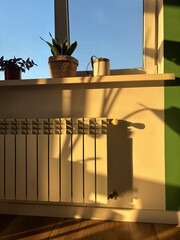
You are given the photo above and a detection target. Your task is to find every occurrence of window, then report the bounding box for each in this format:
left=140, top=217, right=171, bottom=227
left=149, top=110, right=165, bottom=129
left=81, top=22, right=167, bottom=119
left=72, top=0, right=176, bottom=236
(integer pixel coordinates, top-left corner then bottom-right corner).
left=0, top=0, right=54, bottom=80
left=69, top=0, right=143, bottom=71
left=0, top=0, right=162, bottom=80
left=55, top=0, right=163, bottom=74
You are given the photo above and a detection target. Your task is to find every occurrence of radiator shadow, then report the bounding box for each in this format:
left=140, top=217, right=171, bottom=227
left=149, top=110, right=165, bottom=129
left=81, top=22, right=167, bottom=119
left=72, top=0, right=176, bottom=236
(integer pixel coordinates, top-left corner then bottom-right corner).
left=107, top=119, right=145, bottom=207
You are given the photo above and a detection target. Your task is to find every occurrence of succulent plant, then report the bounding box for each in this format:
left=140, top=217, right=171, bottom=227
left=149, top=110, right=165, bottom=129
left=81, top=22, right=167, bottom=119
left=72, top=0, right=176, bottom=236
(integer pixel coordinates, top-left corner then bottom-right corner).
left=40, top=33, right=77, bottom=56
left=0, top=56, right=37, bottom=72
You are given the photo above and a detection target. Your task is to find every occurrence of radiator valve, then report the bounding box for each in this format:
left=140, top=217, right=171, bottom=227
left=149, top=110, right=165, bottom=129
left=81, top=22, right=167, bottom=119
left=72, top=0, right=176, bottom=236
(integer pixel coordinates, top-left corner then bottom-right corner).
left=108, top=190, right=119, bottom=200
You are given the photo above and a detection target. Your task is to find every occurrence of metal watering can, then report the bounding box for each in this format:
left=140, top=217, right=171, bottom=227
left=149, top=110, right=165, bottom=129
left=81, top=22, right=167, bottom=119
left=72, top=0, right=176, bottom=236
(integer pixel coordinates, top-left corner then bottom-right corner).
left=90, top=56, right=110, bottom=76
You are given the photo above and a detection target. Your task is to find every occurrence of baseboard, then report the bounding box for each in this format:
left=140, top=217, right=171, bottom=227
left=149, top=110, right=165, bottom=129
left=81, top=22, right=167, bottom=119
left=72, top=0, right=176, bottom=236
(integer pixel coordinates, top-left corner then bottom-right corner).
left=0, top=202, right=179, bottom=224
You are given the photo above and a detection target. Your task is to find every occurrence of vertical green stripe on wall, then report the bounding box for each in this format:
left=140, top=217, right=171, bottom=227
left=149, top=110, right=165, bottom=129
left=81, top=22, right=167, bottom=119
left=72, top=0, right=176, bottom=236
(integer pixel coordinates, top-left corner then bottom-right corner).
left=164, top=0, right=180, bottom=210
left=164, top=88, right=180, bottom=210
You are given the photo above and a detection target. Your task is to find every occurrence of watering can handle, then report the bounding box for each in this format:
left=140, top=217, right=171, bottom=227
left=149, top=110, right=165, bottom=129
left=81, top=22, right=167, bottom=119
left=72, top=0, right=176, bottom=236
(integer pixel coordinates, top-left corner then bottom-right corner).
left=86, top=55, right=98, bottom=76
left=91, top=55, right=97, bottom=70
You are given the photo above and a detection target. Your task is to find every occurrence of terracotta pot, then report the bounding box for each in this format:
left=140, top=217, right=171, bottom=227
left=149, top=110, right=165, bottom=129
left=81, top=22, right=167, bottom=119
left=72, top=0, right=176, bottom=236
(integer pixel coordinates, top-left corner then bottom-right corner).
left=48, top=55, right=78, bottom=78
left=5, top=67, right=21, bottom=80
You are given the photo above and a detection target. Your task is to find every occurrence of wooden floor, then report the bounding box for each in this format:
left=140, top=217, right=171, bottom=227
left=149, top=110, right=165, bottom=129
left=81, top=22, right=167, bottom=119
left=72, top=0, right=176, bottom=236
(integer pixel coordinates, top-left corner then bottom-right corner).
left=0, top=214, right=179, bottom=240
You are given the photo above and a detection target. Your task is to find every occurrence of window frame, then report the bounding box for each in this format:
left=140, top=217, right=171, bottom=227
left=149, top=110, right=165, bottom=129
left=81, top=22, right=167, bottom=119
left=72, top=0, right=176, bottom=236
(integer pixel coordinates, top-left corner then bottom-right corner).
left=54, top=0, right=163, bottom=75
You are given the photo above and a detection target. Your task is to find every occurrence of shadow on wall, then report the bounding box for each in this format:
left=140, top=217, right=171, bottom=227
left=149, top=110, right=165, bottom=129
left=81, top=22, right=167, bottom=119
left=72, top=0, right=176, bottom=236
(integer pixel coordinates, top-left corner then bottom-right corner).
left=72, top=177, right=180, bottom=222
left=164, top=40, right=180, bottom=82
left=164, top=106, right=180, bottom=135
left=57, top=118, right=146, bottom=208
left=164, top=0, right=180, bottom=80
left=142, top=104, right=180, bottom=136
left=164, top=40, right=180, bottom=66
left=124, top=104, right=180, bottom=136
left=164, top=0, right=180, bottom=6
left=107, top=119, right=145, bottom=207
left=58, top=119, right=146, bottom=208
left=120, top=104, right=180, bottom=211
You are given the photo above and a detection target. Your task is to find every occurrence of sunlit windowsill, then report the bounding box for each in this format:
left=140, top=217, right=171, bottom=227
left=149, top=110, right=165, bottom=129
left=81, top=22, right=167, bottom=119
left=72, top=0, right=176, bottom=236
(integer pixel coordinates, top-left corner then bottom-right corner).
left=0, top=73, right=175, bottom=87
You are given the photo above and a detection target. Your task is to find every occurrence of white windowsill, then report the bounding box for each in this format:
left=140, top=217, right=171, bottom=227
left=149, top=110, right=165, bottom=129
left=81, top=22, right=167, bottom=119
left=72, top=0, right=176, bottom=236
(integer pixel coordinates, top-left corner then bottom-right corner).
left=0, top=73, right=175, bottom=87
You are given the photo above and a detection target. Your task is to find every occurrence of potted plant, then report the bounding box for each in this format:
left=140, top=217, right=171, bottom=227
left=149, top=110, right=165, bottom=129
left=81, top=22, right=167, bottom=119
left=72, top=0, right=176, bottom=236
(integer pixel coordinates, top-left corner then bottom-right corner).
left=40, top=33, right=78, bottom=78
left=0, top=56, right=37, bottom=80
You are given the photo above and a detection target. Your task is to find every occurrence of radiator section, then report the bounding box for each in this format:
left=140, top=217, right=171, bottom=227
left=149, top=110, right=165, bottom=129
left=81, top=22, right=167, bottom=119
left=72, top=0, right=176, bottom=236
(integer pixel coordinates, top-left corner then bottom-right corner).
left=0, top=118, right=108, bottom=204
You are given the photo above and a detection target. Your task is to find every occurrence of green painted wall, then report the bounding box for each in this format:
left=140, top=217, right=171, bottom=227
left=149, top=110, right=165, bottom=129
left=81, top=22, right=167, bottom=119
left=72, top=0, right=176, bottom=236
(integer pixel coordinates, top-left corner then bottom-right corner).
left=164, top=0, right=180, bottom=210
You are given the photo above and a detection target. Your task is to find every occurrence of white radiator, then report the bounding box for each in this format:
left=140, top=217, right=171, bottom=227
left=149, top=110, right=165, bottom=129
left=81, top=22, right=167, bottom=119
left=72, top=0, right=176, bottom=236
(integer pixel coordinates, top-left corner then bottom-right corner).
left=0, top=118, right=108, bottom=204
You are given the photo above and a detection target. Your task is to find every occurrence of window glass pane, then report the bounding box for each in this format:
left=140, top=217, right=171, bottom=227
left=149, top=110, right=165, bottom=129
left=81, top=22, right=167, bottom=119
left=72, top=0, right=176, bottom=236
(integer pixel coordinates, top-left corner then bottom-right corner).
left=0, top=0, right=54, bottom=80
left=69, top=0, right=143, bottom=71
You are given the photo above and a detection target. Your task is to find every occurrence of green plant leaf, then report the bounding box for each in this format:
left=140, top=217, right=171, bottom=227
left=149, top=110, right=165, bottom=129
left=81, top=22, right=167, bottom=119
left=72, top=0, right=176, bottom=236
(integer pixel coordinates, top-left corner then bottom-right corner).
left=67, top=41, right=77, bottom=56
left=61, top=38, right=68, bottom=55
left=49, top=33, right=62, bottom=55
left=40, top=33, right=77, bottom=56
left=40, top=36, right=60, bottom=56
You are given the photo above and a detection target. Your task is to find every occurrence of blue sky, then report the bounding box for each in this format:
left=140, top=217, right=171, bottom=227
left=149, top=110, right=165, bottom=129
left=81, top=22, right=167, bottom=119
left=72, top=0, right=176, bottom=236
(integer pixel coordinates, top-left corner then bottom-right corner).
left=0, top=0, right=143, bottom=80
left=69, top=0, right=143, bottom=71
left=0, top=0, right=54, bottom=80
